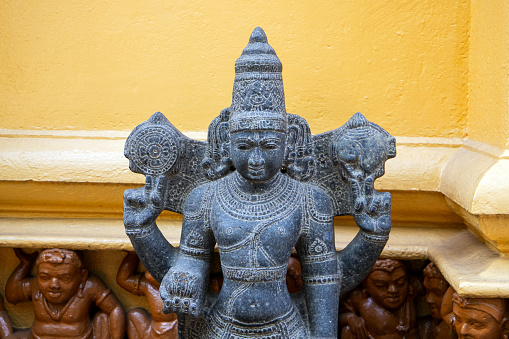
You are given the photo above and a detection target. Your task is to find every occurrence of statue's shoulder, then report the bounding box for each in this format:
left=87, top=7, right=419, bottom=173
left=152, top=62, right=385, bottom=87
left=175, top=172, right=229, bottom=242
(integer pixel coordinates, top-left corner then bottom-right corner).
left=300, top=180, right=333, bottom=215
left=183, top=179, right=218, bottom=212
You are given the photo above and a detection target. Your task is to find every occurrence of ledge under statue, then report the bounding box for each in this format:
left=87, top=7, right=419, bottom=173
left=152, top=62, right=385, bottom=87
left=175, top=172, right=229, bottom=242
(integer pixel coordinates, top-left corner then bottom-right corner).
left=123, top=27, right=396, bottom=338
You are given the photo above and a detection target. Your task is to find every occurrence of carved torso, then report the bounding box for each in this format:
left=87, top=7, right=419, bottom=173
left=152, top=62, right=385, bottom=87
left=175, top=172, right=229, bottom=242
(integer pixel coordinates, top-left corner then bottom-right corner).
left=28, top=276, right=111, bottom=339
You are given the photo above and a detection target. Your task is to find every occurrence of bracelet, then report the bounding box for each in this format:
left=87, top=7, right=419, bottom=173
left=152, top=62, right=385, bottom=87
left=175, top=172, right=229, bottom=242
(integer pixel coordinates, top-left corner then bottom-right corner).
left=360, top=231, right=389, bottom=244
left=125, top=224, right=157, bottom=238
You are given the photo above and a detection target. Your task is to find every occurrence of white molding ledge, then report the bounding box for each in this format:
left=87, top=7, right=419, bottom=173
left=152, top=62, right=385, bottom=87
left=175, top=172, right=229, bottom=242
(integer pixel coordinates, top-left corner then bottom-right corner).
left=0, top=217, right=506, bottom=298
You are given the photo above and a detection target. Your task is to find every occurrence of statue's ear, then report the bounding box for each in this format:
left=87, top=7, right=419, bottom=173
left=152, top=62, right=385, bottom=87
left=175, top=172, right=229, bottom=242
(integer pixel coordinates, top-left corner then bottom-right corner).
left=201, top=108, right=233, bottom=180
left=502, top=318, right=509, bottom=339
left=284, top=114, right=315, bottom=182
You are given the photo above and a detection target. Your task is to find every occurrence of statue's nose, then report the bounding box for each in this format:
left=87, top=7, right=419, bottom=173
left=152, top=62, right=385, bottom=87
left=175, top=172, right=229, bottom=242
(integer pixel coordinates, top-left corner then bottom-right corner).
left=248, top=148, right=265, bottom=166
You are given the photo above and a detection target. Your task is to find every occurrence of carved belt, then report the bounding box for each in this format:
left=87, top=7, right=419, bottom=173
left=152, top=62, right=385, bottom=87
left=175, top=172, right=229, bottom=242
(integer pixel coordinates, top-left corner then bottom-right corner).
left=207, top=307, right=306, bottom=338
left=221, top=263, right=287, bottom=283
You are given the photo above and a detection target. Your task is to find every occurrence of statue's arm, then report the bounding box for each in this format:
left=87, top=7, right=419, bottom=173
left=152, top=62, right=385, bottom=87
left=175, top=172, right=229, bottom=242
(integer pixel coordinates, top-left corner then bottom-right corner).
left=338, top=181, right=391, bottom=295
left=159, top=184, right=215, bottom=317
left=0, top=297, right=13, bottom=338
left=297, top=186, right=339, bottom=339
left=116, top=251, right=144, bottom=295
left=124, top=175, right=179, bottom=282
left=5, top=249, right=37, bottom=304
left=90, top=275, right=127, bottom=339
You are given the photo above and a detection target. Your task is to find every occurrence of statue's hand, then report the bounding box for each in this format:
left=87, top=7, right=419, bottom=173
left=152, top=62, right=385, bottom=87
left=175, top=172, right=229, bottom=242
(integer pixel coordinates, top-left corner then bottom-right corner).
left=123, top=175, right=168, bottom=229
left=345, top=314, right=370, bottom=339
left=160, top=268, right=204, bottom=317
left=350, top=177, right=391, bottom=235
left=13, top=248, right=38, bottom=266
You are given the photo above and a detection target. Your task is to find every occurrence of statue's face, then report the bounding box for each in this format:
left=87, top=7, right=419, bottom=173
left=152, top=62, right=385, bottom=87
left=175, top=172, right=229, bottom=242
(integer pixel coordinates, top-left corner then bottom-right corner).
left=424, top=277, right=449, bottom=320
left=37, top=263, right=83, bottom=305
left=365, top=267, right=408, bottom=310
left=230, top=129, right=286, bottom=182
left=453, top=303, right=503, bottom=339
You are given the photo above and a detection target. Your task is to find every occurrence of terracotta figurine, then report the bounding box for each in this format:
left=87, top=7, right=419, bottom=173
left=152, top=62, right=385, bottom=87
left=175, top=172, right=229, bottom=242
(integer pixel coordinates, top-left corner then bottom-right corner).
left=117, top=251, right=178, bottom=339
left=452, top=293, right=509, bottom=339
left=420, top=262, right=456, bottom=339
left=339, top=259, right=419, bottom=338
left=0, top=296, right=13, bottom=338
left=5, top=248, right=126, bottom=339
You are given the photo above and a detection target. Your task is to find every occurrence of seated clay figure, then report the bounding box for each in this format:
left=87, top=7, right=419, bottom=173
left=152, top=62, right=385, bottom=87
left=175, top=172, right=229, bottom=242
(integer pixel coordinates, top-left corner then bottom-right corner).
left=6, top=248, right=126, bottom=339
left=116, top=251, right=178, bottom=339
left=452, top=293, right=509, bottom=339
left=0, top=296, right=14, bottom=338
left=420, top=262, right=457, bottom=339
left=339, top=259, right=419, bottom=339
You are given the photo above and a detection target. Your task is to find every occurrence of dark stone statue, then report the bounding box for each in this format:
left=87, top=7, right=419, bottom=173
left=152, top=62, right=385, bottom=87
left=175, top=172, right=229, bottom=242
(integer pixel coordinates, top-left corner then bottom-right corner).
left=6, top=248, right=126, bottom=339
left=123, top=27, right=395, bottom=338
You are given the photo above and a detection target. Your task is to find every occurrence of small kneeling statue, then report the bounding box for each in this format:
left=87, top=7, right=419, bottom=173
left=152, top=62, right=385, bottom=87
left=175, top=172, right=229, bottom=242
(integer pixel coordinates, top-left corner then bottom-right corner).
left=124, top=27, right=396, bottom=338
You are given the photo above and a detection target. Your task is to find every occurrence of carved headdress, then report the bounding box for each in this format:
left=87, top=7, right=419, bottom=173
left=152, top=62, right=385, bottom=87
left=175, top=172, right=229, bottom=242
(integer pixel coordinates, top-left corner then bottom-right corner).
left=229, top=27, right=287, bottom=133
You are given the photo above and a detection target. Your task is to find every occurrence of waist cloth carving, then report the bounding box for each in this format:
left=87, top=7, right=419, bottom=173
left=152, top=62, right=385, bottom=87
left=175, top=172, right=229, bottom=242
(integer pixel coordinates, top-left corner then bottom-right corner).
left=123, top=27, right=396, bottom=338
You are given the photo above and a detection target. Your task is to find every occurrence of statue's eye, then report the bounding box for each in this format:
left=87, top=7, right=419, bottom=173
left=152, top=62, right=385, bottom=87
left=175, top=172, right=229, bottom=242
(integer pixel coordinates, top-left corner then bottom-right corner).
left=471, top=321, right=485, bottom=330
left=262, top=142, right=279, bottom=150
left=235, top=143, right=251, bottom=150
left=261, top=138, right=281, bottom=150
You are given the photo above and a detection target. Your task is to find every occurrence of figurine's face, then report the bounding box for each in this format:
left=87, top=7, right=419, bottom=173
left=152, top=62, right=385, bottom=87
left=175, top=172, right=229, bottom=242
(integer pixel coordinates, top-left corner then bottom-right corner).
left=37, top=263, right=84, bottom=305
left=230, top=129, right=286, bottom=182
left=424, top=277, right=449, bottom=319
left=365, top=267, right=408, bottom=310
left=453, top=304, right=503, bottom=339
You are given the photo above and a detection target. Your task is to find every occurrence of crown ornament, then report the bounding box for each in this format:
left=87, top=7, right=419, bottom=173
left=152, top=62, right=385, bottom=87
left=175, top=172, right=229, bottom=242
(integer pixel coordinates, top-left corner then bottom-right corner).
left=230, top=27, right=287, bottom=133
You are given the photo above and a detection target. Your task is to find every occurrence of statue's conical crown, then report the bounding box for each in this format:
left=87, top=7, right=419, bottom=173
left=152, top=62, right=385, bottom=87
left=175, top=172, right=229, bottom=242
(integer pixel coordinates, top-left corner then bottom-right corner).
left=230, top=27, right=286, bottom=133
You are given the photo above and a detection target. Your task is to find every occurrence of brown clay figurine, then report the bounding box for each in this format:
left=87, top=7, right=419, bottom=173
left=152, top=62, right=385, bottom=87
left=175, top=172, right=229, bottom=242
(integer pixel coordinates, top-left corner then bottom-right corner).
left=0, top=296, right=14, bottom=338
left=420, top=262, right=457, bottom=339
left=339, top=258, right=419, bottom=339
left=452, top=293, right=509, bottom=339
left=5, top=248, right=126, bottom=339
left=117, top=251, right=178, bottom=339
left=286, top=256, right=303, bottom=294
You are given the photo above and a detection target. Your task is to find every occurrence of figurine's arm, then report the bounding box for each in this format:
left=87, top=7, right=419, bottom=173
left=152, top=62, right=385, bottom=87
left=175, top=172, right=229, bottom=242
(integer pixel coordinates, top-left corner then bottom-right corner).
left=338, top=290, right=370, bottom=339
left=297, top=186, right=339, bottom=338
left=337, top=177, right=391, bottom=295
left=116, top=251, right=145, bottom=296
left=0, top=297, right=13, bottom=338
left=159, top=184, right=215, bottom=317
left=124, top=175, right=179, bottom=282
left=90, top=275, right=127, bottom=339
left=5, top=249, right=37, bottom=304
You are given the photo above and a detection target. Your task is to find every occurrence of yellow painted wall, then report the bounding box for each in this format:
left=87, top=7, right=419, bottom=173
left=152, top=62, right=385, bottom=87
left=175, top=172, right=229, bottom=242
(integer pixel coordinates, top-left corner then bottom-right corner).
left=469, top=0, right=509, bottom=149
left=0, top=1, right=469, bottom=137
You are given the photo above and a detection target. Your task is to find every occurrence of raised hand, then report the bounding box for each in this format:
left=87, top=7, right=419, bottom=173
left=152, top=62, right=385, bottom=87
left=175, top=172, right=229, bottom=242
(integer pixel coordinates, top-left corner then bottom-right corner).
left=345, top=314, right=371, bottom=339
left=350, top=175, right=391, bottom=235
left=13, top=248, right=38, bottom=267
left=123, top=175, right=168, bottom=230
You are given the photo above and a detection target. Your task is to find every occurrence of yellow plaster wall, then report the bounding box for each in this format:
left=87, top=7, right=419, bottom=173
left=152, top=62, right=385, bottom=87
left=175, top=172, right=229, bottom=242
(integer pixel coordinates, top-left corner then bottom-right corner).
left=469, top=0, right=509, bottom=149
left=0, top=1, right=469, bottom=137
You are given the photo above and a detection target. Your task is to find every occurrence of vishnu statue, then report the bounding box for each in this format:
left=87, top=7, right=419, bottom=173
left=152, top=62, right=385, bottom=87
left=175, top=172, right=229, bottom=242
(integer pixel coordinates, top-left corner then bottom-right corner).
left=123, top=27, right=396, bottom=338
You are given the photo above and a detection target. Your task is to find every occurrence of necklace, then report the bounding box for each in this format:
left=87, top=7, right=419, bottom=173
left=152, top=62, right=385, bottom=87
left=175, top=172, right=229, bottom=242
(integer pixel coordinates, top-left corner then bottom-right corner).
left=217, top=172, right=301, bottom=221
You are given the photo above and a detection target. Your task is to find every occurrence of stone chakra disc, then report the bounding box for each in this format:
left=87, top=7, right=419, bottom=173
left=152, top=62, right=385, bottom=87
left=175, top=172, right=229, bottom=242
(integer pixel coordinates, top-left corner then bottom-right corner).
left=127, top=126, right=179, bottom=175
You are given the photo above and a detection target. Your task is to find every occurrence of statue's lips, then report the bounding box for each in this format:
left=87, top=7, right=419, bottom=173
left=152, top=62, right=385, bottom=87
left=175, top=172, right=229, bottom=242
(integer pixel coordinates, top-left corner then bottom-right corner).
left=384, top=296, right=403, bottom=305
left=47, top=291, right=62, bottom=298
left=248, top=166, right=265, bottom=176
